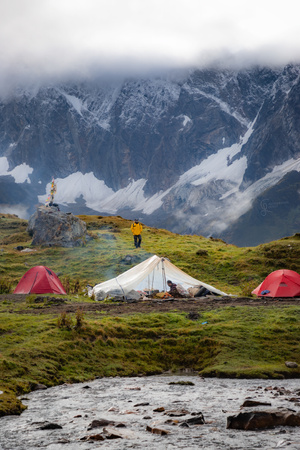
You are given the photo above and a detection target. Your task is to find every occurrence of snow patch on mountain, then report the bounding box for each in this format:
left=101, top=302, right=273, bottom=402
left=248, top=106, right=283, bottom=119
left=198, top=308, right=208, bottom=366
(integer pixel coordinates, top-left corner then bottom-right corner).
left=61, top=93, right=85, bottom=117
left=38, top=172, right=114, bottom=207
left=38, top=173, right=147, bottom=213
left=134, top=188, right=172, bottom=215
left=94, top=179, right=147, bottom=213
left=213, top=157, right=300, bottom=233
left=0, top=157, right=33, bottom=183
left=184, top=84, right=249, bottom=127
left=182, top=115, right=192, bottom=127
left=175, top=116, right=257, bottom=190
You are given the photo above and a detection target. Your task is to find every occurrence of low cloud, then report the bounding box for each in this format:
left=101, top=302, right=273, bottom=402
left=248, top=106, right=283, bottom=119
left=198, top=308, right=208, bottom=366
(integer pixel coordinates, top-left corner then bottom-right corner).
left=1, top=0, right=300, bottom=92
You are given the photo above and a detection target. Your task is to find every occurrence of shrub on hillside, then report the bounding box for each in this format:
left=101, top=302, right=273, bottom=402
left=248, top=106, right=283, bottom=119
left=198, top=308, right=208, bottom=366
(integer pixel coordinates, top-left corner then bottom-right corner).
left=0, top=279, right=12, bottom=294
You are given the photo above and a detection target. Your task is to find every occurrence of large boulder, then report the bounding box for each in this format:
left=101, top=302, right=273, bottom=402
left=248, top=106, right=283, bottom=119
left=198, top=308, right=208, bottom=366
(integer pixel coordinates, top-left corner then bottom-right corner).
left=227, top=409, right=300, bottom=430
left=27, top=207, right=87, bottom=247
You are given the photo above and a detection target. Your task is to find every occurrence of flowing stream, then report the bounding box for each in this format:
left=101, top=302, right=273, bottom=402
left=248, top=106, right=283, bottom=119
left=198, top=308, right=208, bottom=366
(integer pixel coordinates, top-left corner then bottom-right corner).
left=0, top=376, right=299, bottom=449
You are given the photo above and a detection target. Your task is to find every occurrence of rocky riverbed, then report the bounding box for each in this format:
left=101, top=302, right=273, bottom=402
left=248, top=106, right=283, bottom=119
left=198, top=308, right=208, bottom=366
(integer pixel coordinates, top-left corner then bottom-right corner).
left=0, top=376, right=299, bottom=449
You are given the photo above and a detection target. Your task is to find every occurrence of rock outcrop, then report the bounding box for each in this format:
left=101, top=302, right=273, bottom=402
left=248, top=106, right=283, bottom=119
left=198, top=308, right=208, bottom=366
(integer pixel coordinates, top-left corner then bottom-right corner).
left=1, top=65, right=300, bottom=245
left=227, top=409, right=300, bottom=430
left=27, top=207, right=87, bottom=247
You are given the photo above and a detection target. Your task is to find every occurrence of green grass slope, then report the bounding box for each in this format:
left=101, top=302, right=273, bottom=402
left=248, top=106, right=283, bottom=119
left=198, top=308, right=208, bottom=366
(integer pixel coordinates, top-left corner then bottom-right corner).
left=1, top=213, right=300, bottom=295
left=0, top=213, right=300, bottom=416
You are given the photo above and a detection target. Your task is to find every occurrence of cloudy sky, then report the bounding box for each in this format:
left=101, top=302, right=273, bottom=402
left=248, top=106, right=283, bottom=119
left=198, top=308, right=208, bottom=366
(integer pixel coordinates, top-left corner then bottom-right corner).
left=1, top=0, right=300, bottom=87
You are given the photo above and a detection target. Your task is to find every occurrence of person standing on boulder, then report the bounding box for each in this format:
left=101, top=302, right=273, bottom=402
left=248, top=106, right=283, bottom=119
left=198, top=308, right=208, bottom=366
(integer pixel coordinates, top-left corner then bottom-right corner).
left=131, top=219, right=143, bottom=248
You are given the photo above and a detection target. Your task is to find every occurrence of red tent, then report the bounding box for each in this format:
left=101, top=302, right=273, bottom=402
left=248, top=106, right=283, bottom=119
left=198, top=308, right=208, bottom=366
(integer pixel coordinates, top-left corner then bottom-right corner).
left=14, top=266, right=66, bottom=294
left=252, top=269, right=300, bottom=298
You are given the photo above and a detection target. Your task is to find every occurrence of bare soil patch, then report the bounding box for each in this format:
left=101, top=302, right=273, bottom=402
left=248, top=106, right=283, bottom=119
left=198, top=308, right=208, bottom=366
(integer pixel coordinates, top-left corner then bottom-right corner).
left=1, top=294, right=300, bottom=316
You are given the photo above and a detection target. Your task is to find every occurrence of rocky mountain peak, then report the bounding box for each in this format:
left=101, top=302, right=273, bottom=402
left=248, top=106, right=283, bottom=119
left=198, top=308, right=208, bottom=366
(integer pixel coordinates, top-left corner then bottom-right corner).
left=0, top=64, right=300, bottom=246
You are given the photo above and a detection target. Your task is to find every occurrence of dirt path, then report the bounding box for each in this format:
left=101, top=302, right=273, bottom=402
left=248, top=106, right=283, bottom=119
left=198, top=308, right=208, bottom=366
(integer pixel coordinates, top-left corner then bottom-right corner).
left=1, top=294, right=300, bottom=315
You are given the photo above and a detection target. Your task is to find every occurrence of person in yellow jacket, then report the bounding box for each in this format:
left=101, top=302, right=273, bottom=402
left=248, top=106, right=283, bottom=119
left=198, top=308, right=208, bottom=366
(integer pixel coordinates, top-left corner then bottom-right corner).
left=131, top=219, right=143, bottom=248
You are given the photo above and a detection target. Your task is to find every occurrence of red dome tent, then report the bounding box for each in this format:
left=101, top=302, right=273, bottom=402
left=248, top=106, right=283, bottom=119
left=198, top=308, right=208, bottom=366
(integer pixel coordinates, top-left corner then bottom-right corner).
left=14, top=266, right=66, bottom=295
left=252, top=269, right=300, bottom=298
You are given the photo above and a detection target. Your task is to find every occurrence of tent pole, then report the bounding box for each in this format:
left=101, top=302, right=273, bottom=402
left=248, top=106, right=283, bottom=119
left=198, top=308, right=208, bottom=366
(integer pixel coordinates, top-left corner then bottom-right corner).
left=162, top=258, right=167, bottom=292
left=116, top=278, right=127, bottom=300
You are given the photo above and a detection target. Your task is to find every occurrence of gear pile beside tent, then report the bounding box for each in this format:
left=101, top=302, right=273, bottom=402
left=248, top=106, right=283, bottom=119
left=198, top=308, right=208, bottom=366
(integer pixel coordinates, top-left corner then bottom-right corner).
left=92, top=255, right=228, bottom=301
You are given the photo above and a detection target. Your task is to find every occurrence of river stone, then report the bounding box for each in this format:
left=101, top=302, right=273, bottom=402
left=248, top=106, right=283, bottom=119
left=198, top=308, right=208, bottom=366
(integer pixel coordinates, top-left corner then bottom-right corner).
left=81, top=433, right=105, bottom=441
left=241, top=400, right=272, bottom=407
left=227, top=409, right=300, bottom=430
left=103, top=426, right=136, bottom=439
left=32, top=384, right=47, bottom=391
left=164, top=409, right=190, bottom=417
left=186, top=413, right=205, bottom=425
left=39, top=422, right=63, bottom=430
left=146, top=425, right=169, bottom=435
left=285, top=361, right=298, bottom=368
left=27, top=207, right=87, bottom=247
left=88, top=419, right=114, bottom=429
left=103, top=427, right=123, bottom=439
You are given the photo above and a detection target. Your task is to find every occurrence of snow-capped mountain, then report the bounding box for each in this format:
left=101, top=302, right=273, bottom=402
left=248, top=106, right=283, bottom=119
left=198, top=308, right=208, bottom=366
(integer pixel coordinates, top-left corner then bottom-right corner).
left=0, top=65, right=299, bottom=246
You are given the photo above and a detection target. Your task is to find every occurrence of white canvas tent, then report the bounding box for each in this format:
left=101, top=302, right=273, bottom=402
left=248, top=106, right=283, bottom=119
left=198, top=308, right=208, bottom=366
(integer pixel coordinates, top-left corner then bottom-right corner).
left=92, top=255, right=228, bottom=300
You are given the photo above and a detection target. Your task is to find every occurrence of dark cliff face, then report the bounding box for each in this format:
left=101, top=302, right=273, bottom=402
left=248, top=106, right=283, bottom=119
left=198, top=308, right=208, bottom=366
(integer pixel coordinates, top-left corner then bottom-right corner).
left=240, top=66, right=300, bottom=188
left=0, top=64, right=299, bottom=246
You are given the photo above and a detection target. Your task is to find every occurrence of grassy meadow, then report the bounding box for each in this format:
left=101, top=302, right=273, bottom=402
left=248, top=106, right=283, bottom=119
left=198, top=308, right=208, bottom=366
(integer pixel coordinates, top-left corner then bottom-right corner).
left=1, top=213, right=300, bottom=295
left=0, top=213, right=300, bottom=416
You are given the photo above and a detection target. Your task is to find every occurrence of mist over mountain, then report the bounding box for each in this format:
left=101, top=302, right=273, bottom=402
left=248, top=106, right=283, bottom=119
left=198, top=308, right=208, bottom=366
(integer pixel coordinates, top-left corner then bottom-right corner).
left=0, top=64, right=299, bottom=246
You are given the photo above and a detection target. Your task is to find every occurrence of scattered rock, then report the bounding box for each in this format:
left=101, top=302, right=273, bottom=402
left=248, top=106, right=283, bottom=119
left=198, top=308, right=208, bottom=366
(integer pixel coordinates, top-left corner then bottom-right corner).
left=227, top=409, right=300, bottom=430
left=146, top=425, right=170, bottom=435
left=285, top=361, right=298, bottom=368
left=80, top=433, right=105, bottom=441
left=164, top=419, right=179, bottom=425
left=103, top=426, right=136, bottom=439
left=164, top=409, right=189, bottom=417
left=186, top=413, right=205, bottom=425
left=241, top=400, right=272, bottom=407
left=32, top=384, right=47, bottom=391
left=153, top=407, right=165, bottom=412
left=115, top=422, right=126, bottom=428
left=39, top=422, right=63, bottom=430
left=88, top=419, right=114, bottom=430
left=103, top=426, right=127, bottom=439
left=134, top=402, right=150, bottom=407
